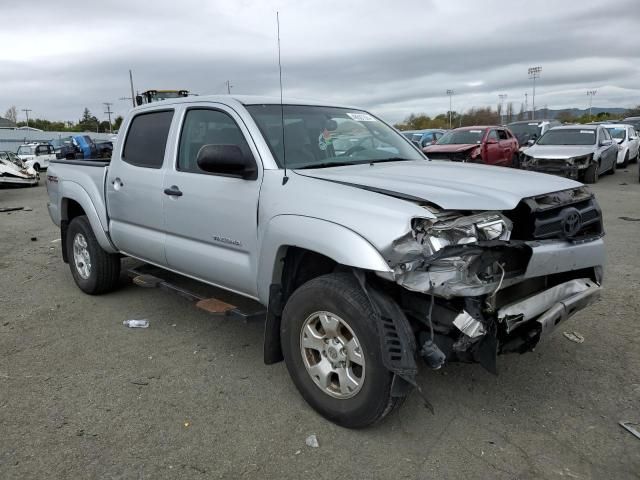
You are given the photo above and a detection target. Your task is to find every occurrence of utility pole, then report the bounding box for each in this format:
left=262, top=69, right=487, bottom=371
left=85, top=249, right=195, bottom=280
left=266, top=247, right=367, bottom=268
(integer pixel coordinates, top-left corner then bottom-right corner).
left=498, top=94, right=507, bottom=124
left=225, top=80, right=233, bottom=94
left=21, top=108, right=32, bottom=127
left=103, top=102, right=113, bottom=133
left=446, top=89, right=454, bottom=128
left=587, top=90, right=597, bottom=121
left=528, top=66, right=541, bottom=120
left=129, top=70, right=136, bottom=108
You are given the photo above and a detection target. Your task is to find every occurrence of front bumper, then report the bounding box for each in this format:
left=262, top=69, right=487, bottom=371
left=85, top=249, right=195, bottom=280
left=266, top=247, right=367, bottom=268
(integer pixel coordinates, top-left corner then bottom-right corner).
left=522, top=163, right=582, bottom=179
left=497, top=278, right=601, bottom=341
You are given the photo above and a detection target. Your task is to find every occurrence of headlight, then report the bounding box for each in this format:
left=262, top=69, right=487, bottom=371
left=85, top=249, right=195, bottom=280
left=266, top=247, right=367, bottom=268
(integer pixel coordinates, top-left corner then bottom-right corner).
left=413, top=212, right=512, bottom=254
left=566, top=157, right=575, bottom=165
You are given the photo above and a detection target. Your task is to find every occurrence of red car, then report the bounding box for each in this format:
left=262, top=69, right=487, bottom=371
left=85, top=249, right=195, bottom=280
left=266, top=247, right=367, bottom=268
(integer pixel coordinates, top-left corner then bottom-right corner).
left=423, top=126, right=519, bottom=167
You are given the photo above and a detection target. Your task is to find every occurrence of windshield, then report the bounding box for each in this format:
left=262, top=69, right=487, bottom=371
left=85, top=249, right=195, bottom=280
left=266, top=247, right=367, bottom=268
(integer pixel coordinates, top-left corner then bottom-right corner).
left=607, top=127, right=626, bottom=141
left=508, top=122, right=542, bottom=141
left=246, top=105, right=423, bottom=168
left=437, top=129, right=485, bottom=145
left=17, top=145, right=35, bottom=155
left=537, top=129, right=597, bottom=146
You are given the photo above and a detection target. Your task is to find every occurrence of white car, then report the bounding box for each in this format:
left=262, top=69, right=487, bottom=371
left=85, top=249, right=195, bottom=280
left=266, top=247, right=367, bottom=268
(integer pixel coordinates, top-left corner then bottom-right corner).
left=603, top=123, right=639, bottom=167
left=0, top=151, right=39, bottom=186
left=16, top=143, right=56, bottom=171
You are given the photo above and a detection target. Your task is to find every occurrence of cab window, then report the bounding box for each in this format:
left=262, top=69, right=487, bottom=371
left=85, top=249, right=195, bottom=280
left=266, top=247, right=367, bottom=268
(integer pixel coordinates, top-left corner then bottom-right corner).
left=177, top=108, right=254, bottom=175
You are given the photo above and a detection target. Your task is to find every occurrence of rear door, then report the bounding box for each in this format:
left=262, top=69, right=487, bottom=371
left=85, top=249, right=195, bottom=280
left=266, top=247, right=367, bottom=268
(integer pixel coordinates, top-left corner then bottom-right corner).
left=597, top=128, right=615, bottom=173
left=496, top=129, right=513, bottom=166
left=106, top=109, right=175, bottom=266
left=161, top=104, right=263, bottom=297
left=484, top=129, right=501, bottom=165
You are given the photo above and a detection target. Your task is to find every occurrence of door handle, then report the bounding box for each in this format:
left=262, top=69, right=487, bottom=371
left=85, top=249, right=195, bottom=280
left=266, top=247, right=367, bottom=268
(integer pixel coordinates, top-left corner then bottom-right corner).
left=112, top=177, right=124, bottom=189
left=164, top=186, right=183, bottom=197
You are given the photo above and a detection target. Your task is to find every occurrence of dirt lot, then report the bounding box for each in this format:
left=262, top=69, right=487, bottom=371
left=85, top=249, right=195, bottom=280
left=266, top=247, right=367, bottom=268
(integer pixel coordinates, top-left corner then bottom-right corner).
left=1, top=167, right=639, bottom=479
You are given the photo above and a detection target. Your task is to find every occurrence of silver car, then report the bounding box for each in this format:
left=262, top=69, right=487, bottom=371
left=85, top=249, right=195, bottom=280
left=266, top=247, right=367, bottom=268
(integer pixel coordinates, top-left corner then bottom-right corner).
left=521, top=124, right=618, bottom=183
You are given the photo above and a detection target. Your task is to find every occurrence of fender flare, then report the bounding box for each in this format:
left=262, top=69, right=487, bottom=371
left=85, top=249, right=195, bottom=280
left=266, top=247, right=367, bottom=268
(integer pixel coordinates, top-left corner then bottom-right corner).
left=256, top=215, right=393, bottom=304
left=59, top=181, right=117, bottom=254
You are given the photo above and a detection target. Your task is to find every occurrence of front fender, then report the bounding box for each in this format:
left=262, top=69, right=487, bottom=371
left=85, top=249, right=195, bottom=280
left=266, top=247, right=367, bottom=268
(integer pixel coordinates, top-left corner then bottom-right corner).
left=59, top=181, right=117, bottom=254
left=256, top=215, right=392, bottom=304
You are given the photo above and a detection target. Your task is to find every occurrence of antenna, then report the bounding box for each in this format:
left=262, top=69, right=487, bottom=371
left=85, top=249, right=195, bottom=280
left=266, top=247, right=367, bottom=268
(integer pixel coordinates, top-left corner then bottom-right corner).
left=277, top=11, right=288, bottom=185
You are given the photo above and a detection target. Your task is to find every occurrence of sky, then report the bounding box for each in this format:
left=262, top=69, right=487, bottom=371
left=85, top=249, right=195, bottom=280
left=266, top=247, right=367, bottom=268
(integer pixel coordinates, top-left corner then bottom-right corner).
left=2, top=0, right=640, bottom=125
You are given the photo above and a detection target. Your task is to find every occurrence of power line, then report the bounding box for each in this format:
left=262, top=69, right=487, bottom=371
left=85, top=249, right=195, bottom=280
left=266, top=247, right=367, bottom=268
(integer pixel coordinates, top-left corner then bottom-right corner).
left=103, top=102, right=114, bottom=133
left=21, top=108, right=32, bottom=127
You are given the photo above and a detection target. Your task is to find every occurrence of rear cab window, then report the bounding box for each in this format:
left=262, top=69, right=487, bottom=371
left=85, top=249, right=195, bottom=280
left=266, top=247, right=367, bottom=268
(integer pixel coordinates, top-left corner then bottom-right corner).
left=122, top=110, right=174, bottom=168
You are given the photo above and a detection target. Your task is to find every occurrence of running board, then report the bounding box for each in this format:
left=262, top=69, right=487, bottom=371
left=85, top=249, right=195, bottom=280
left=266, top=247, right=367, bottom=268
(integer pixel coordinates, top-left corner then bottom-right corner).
left=127, top=267, right=266, bottom=322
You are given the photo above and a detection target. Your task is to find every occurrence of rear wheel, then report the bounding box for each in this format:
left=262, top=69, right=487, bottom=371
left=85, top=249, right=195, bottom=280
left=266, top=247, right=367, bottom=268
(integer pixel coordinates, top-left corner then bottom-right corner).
left=66, top=215, right=121, bottom=294
left=608, top=158, right=617, bottom=175
left=281, top=273, right=402, bottom=428
left=33, top=163, right=40, bottom=171
left=583, top=163, right=599, bottom=184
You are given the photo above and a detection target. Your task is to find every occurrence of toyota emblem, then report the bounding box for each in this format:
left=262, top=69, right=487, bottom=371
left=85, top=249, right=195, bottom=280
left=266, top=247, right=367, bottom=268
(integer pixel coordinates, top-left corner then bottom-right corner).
left=562, top=209, right=582, bottom=237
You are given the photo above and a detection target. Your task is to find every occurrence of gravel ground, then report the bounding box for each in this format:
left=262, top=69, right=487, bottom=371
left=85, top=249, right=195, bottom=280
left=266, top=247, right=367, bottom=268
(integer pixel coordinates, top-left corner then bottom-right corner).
left=1, top=167, right=639, bottom=479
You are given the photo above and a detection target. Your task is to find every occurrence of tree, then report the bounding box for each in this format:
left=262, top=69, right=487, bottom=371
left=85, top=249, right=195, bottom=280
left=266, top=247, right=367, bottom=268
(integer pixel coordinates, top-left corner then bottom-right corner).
left=77, top=108, right=99, bottom=132
left=625, top=105, right=640, bottom=117
left=4, top=105, right=17, bottom=123
left=517, top=103, right=525, bottom=121
left=506, top=102, right=514, bottom=123
left=113, top=115, right=124, bottom=131
left=556, top=111, right=575, bottom=124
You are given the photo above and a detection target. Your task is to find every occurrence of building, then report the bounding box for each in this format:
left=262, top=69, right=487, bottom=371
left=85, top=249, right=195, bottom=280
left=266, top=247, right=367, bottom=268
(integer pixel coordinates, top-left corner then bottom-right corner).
left=0, top=116, right=17, bottom=129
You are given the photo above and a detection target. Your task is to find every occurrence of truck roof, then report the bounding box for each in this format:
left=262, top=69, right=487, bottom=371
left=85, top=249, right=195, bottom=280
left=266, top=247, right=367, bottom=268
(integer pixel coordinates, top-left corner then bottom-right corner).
left=130, top=94, right=359, bottom=111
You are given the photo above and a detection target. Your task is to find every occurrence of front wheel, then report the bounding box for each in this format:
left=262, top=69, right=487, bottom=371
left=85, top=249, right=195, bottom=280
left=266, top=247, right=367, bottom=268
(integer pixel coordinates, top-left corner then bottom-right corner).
left=281, top=273, right=402, bottom=428
left=33, top=163, right=40, bottom=171
left=620, top=151, right=629, bottom=168
left=66, top=215, right=121, bottom=294
left=583, top=163, right=599, bottom=184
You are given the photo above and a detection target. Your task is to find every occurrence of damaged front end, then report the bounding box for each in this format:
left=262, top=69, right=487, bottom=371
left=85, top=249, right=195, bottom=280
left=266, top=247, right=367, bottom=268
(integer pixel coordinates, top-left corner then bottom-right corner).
left=0, top=160, right=39, bottom=186
left=381, top=191, right=603, bottom=374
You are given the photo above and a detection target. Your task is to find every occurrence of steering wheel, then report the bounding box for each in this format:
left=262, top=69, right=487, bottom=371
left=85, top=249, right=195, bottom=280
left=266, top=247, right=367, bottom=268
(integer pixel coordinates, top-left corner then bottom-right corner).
left=340, top=145, right=367, bottom=157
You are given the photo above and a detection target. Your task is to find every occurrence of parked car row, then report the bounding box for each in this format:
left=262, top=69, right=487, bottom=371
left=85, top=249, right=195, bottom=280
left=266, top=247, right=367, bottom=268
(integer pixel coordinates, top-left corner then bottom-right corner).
left=14, top=136, right=113, bottom=173
left=409, top=119, right=638, bottom=184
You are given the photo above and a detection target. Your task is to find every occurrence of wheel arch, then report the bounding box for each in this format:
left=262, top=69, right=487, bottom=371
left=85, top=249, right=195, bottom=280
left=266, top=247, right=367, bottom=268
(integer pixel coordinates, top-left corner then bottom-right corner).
left=59, top=182, right=117, bottom=261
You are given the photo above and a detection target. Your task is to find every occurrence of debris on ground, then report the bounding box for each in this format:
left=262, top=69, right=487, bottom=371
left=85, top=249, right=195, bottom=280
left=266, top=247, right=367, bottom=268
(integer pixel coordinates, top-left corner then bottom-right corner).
left=0, top=207, right=23, bottom=213
left=123, top=319, right=149, bottom=328
left=23, top=207, right=33, bottom=211
left=563, top=331, right=585, bottom=344
left=619, top=183, right=628, bottom=186
left=619, top=421, right=640, bottom=440
left=130, top=379, right=149, bottom=386
left=30, top=237, right=37, bottom=241
left=619, top=216, right=640, bottom=222
left=305, top=434, right=319, bottom=448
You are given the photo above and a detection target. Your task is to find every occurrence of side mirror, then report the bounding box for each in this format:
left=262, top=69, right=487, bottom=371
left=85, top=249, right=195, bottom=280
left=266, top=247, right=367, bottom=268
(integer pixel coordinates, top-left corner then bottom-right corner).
left=135, top=95, right=143, bottom=106
left=196, top=144, right=257, bottom=180
left=486, top=137, right=498, bottom=144
left=600, top=139, right=612, bottom=146
left=527, top=139, right=535, bottom=146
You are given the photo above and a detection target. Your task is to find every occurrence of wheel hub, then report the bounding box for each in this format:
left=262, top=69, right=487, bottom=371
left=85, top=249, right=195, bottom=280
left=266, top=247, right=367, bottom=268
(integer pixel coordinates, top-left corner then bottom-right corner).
left=72, top=233, right=91, bottom=280
left=299, top=311, right=365, bottom=399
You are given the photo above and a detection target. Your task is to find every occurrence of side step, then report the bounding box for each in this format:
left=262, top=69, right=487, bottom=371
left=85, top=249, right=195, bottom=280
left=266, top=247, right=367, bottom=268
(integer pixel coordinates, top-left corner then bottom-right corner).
left=127, top=267, right=266, bottom=322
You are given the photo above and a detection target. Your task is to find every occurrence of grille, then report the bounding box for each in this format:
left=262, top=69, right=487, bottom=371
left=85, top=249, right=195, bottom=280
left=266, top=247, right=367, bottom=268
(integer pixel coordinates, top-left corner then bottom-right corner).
left=426, top=152, right=468, bottom=161
left=506, top=188, right=603, bottom=242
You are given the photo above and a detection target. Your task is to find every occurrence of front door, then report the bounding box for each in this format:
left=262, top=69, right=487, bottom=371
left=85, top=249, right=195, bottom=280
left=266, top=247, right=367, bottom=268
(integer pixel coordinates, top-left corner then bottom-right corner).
left=162, top=105, right=263, bottom=298
left=106, top=109, right=175, bottom=266
left=484, top=129, right=501, bottom=165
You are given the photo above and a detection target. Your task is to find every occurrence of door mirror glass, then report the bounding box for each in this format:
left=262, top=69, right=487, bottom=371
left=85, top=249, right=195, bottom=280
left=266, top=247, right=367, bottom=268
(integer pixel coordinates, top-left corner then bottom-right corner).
left=600, top=139, right=612, bottom=146
left=196, top=144, right=257, bottom=180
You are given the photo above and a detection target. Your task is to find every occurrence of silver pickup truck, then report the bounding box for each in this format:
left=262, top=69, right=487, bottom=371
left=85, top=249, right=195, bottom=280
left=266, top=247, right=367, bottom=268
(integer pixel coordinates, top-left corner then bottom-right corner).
left=46, top=95, right=605, bottom=428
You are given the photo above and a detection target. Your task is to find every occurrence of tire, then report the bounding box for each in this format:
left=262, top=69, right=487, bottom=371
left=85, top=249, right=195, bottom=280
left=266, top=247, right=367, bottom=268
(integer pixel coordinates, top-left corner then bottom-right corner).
left=512, top=153, right=520, bottom=169
left=583, top=163, right=599, bottom=184
left=31, top=173, right=40, bottom=187
left=33, top=163, right=40, bottom=171
left=66, top=215, right=121, bottom=294
left=620, top=151, right=629, bottom=168
left=608, top=158, right=617, bottom=175
left=281, top=273, right=402, bottom=428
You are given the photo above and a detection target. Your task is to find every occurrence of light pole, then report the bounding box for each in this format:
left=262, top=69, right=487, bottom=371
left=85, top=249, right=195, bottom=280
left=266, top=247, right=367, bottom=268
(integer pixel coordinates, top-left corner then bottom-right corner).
left=446, top=89, right=454, bottom=128
left=528, top=66, right=542, bottom=120
left=587, top=90, right=597, bottom=121
left=498, top=94, right=507, bottom=124
left=524, top=93, right=528, bottom=118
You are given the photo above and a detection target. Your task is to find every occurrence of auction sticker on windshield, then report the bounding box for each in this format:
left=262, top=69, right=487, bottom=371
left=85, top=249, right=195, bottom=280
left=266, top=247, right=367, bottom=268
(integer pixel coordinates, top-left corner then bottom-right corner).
left=580, top=130, right=595, bottom=134
left=347, top=112, right=376, bottom=122
left=470, top=130, right=482, bottom=133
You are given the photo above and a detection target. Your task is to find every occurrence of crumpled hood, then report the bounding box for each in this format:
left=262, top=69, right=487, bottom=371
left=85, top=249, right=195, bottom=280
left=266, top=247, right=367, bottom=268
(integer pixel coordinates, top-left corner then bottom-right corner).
left=423, top=143, right=477, bottom=153
left=524, top=145, right=596, bottom=159
left=297, top=160, right=582, bottom=211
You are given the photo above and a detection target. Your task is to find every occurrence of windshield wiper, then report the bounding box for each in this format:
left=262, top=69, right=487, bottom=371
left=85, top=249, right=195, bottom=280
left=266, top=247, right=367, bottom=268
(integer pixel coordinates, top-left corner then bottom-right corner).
left=296, top=161, right=357, bottom=169
left=368, top=157, right=415, bottom=164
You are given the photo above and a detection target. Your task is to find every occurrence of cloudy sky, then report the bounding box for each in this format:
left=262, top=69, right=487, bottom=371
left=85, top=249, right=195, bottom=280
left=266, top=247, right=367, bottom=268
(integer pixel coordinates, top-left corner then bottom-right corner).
left=2, top=0, right=640, bottom=124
